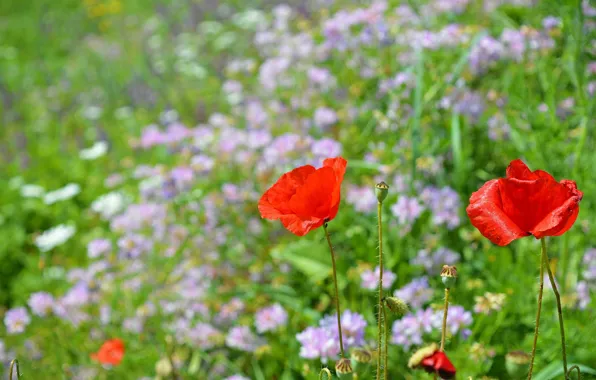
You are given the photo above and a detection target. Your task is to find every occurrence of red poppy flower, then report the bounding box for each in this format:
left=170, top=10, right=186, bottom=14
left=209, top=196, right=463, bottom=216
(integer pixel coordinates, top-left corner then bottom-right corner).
left=258, top=157, right=347, bottom=236
left=91, top=339, right=125, bottom=366
left=466, top=159, right=583, bottom=246
left=421, top=351, right=456, bottom=379
left=408, top=344, right=456, bottom=379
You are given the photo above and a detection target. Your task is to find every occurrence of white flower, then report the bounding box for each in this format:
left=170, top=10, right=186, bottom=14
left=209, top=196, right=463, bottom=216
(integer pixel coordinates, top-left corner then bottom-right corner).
left=34, top=224, right=76, bottom=252
left=44, top=183, right=81, bottom=205
left=91, top=192, right=129, bottom=219
left=79, top=141, right=108, bottom=160
left=21, top=185, right=45, bottom=198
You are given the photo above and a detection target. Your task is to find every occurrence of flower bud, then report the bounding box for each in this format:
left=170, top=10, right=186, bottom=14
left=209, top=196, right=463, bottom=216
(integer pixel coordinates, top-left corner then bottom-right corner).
left=375, top=182, right=389, bottom=203
left=350, top=348, right=372, bottom=373
left=384, top=297, right=409, bottom=317
left=440, top=265, right=458, bottom=288
left=335, top=358, right=353, bottom=379
left=318, top=368, right=332, bottom=380
left=505, top=351, right=530, bottom=378
left=408, top=343, right=438, bottom=369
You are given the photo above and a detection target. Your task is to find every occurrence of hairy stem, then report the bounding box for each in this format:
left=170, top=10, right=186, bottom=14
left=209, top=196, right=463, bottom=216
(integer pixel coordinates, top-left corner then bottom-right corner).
left=323, top=223, right=345, bottom=358
left=528, top=238, right=546, bottom=379
left=543, top=242, right=569, bottom=378
left=383, top=305, right=389, bottom=380
left=440, top=288, right=450, bottom=352
left=376, top=201, right=384, bottom=379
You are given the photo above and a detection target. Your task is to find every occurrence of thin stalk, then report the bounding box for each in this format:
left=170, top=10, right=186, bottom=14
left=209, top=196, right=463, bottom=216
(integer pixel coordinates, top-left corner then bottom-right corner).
left=376, top=201, right=384, bottom=379
left=567, top=365, right=581, bottom=380
left=323, top=223, right=345, bottom=358
left=440, top=288, right=450, bottom=351
left=9, top=359, right=20, bottom=379
left=383, top=305, right=389, bottom=380
left=528, top=238, right=546, bottom=379
left=543, top=243, right=569, bottom=378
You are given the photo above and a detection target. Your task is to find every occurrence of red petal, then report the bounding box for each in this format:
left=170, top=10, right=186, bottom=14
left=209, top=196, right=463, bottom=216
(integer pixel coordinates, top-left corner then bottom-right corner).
left=323, top=157, right=347, bottom=220
left=258, top=165, right=316, bottom=219
left=499, top=177, right=578, bottom=235
left=289, top=166, right=337, bottom=220
left=466, top=179, right=528, bottom=246
left=506, top=159, right=555, bottom=181
left=433, top=352, right=456, bottom=378
left=531, top=197, right=580, bottom=238
left=280, top=214, right=325, bottom=236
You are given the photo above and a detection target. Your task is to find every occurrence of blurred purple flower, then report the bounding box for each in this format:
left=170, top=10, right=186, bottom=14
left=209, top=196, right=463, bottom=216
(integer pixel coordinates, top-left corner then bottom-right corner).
left=28, top=292, right=54, bottom=317
left=412, top=247, right=460, bottom=275
left=360, top=266, right=397, bottom=290
left=390, top=196, right=425, bottom=225
left=4, top=307, right=31, bottom=334
left=87, top=239, right=111, bottom=259
left=255, top=304, right=288, bottom=333
left=576, top=281, right=591, bottom=310
left=346, top=185, right=377, bottom=213
left=226, top=326, right=262, bottom=352
left=313, top=107, right=338, bottom=128
left=394, top=276, right=434, bottom=310
left=420, top=186, right=461, bottom=229
left=311, top=138, right=342, bottom=159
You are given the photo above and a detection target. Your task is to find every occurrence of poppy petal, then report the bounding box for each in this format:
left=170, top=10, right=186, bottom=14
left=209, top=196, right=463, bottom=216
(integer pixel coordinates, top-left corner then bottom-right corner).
left=466, top=179, right=528, bottom=246
left=289, top=166, right=337, bottom=220
left=324, top=157, right=347, bottom=220
left=258, top=165, right=316, bottom=219
left=531, top=197, right=580, bottom=238
left=280, top=214, right=325, bottom=236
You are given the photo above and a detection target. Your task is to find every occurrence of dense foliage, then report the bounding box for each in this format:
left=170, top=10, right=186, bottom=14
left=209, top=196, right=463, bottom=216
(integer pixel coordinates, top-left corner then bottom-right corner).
left=0, top=0, right=595, bottom=379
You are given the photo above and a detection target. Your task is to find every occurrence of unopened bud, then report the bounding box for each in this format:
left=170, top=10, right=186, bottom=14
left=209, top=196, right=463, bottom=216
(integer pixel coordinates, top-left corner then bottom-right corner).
left=384, top=297, right=409, bottom=317
left=408, top=343, right=438, bottom=369
left=505, top=351, right=530, bottom=378
left=375, top=182, right=389, bottom=203
left=335, top=358, right=353, bottom=378
left=440, top=265, right=458, bottom=288
left=350, top=348, right=372, bottom=373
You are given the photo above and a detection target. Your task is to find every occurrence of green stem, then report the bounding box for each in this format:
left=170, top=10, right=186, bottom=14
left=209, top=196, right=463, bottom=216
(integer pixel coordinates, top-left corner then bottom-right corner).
left=383, top=305, right=388, bottom=380
left=528, top=238, right=546, bottom=380
left=376, top=201, right=384, bottom=379
left=440, top=288, right=450, bottom=352
left=323, top=223, right=345, bottom=358
left=9, top=359, right=20, bottom=379
left=543, top=242, right=569, bottom=379
left=567, top=365, right=581, bottom=380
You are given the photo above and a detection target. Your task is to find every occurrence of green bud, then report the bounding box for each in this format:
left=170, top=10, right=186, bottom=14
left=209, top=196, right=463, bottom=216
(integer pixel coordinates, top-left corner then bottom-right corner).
left=375, top=182, right=389, bottom=203
left=440, top=265, right=458, bottom=288
left=319, top=368, right=332, bottom=380
left=350, top=348, right=372, bottom=373
left=335, top=358, right=353, bottom=379
left=384, top=297, right=409, bottom=317
left=505, top=351, right=530, bottom=379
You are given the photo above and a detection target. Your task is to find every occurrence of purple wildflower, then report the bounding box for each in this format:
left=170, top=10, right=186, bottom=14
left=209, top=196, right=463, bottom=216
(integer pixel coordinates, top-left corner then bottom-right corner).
left=225, top=326, right=262, bottom=352
left=255, top=304, right=288, bottom=333
left=576, top=281, right=591, bottom=310
left=412, top=247, right=460, bottom=275
left=4, top=307, right=31, bottom=334
left=390, top=196, right=425, bottom=225
left=346, top=185, right=378, bottom=213
left=313, top=107, right=338, bottom=128
left=188, top=323, right=222, bottom=349
left=296, top=326, right=337, bottom=361
left=28, top=292, right=54, bottom=317
left=420, top=186, right=461, bottom=229
left=311, top=138, right=342, bottom=159
left=360, top=266, right=397, bottom=290
left=87, top=239, right=111, bottom=259
left=391, top=313, right=424, bottom=350
left=394, top=277, right=434, bottom=310
left=582, top=248, right=596, bottom=282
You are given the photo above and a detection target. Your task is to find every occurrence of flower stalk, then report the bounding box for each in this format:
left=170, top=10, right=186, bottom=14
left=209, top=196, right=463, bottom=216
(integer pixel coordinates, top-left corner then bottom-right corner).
left=440, top=288, right=450, bottom=352
left=528, top=238, right=546, bottom=379
left=323, top=223, right=345, bottom=358
left=542, top=241, right=569, bottom=379
left=375, top=182, right=388, bottom=379
left=9, top=359, right=21, bottom=379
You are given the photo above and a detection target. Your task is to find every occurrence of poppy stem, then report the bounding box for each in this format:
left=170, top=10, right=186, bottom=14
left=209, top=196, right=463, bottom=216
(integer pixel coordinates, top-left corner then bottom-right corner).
left=9, top=359, right=20, bottom=379
left=527, top=238, right=546, bottom=380
left=323, top=223, right=345, bottom=358
left=440, top=288, right=450, bottom=352
left=383, top=304, right=389, bottom=380
left=376, top=201, right=385, bottom=379
left=542, top=241, right=569, bottom=379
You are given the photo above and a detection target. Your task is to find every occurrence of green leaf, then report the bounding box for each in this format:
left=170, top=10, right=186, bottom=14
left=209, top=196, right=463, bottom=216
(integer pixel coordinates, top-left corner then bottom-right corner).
left=270, top=239, right=331, bottom=282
